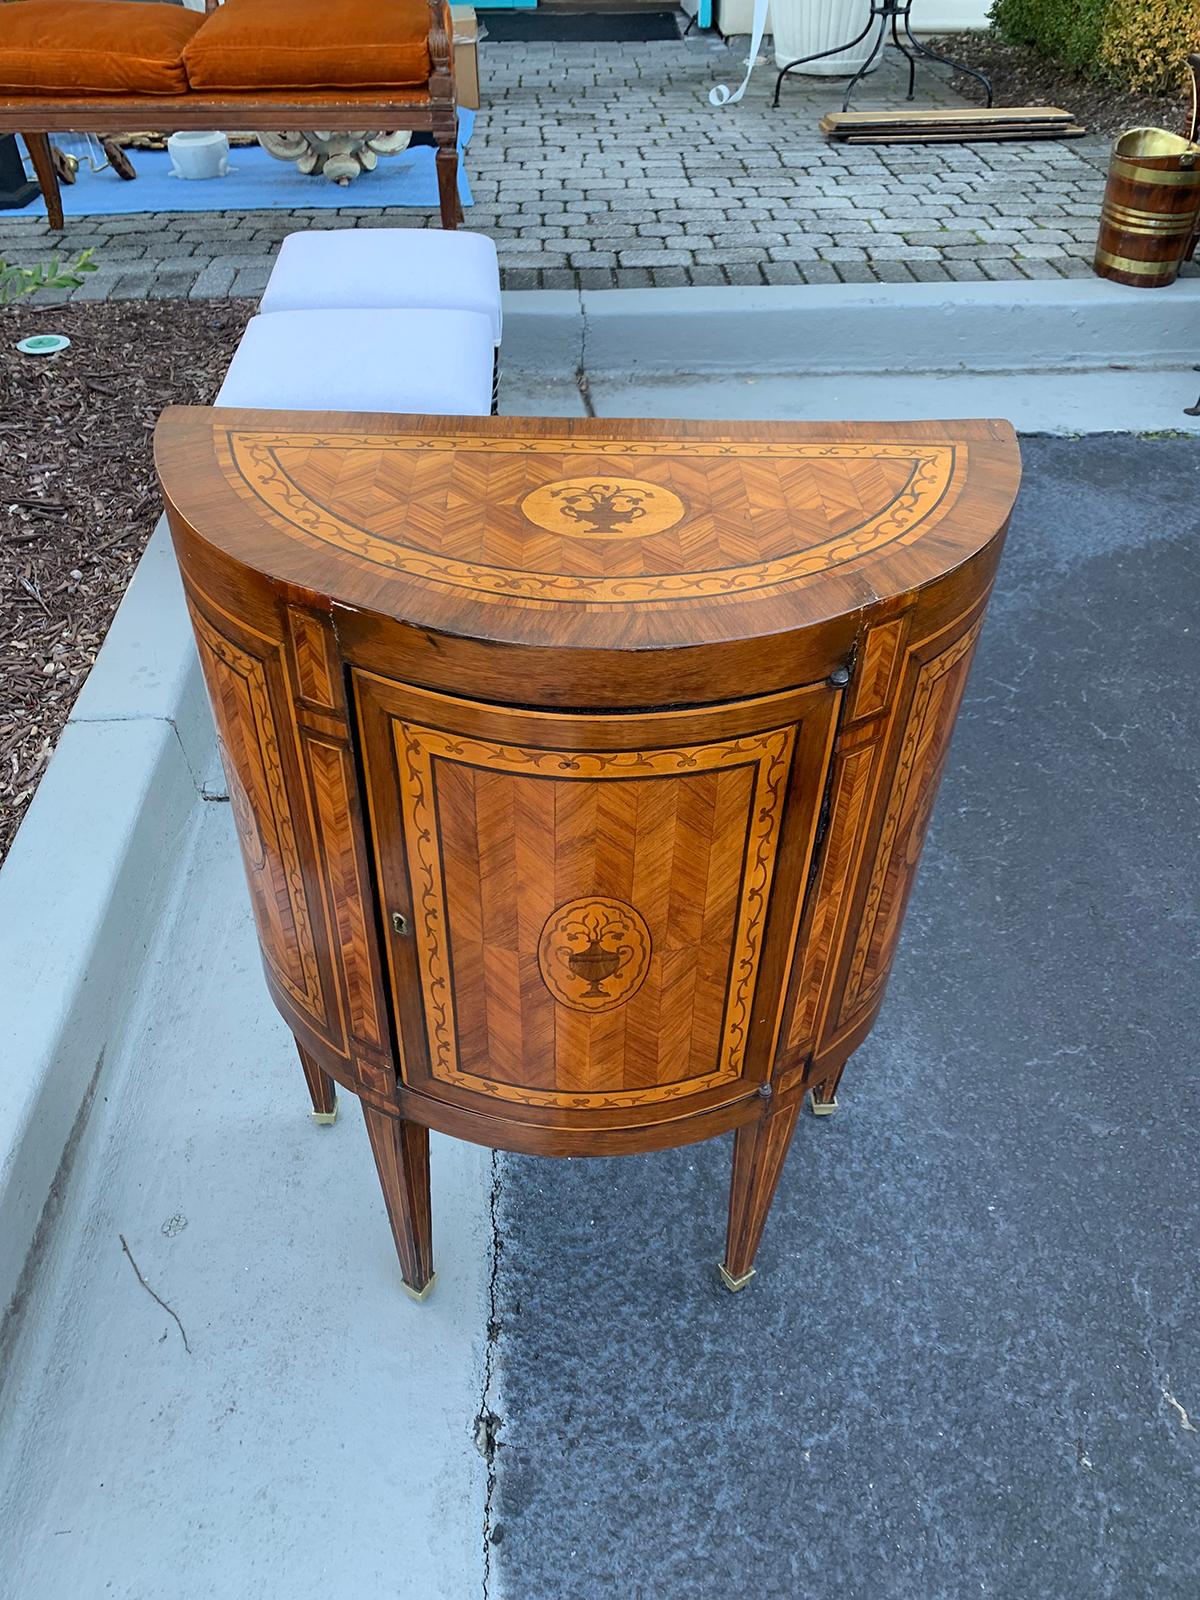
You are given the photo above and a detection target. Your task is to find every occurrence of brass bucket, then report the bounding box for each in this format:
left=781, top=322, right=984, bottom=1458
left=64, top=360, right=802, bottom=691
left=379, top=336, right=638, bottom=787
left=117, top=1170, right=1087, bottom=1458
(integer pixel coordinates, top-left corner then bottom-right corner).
left=1095, top=127, right=1200, bottom=288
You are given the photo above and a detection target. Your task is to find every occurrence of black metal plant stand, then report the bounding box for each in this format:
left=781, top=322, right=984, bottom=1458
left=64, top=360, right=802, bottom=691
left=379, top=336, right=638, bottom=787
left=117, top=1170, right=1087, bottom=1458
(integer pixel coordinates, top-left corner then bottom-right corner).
left=773, top=0, right=993, bottom=113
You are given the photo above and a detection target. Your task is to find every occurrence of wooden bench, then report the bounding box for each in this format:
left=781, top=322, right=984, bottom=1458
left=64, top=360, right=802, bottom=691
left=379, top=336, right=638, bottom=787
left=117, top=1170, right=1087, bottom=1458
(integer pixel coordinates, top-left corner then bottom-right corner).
left=0, top=0, right=461, bottom=230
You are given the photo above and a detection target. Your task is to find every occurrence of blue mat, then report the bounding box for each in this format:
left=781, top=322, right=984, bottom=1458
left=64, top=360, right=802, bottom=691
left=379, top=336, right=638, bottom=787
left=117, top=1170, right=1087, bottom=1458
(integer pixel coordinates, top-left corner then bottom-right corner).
left=23, top=110, right=473, bottom=216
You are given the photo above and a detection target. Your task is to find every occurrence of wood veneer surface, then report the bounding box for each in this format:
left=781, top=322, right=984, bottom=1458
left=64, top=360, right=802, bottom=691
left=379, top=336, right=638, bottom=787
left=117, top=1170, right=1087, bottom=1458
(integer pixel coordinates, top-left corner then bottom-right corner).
left=156, top=407, right=1020, bottom=1292
left=156, top=408, right=1019, bottom=659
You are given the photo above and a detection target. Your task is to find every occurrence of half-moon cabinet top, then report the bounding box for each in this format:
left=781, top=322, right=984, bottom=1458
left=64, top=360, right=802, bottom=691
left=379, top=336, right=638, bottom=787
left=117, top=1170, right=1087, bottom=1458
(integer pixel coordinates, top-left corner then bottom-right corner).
left=156, top=408, right=1020, bottom=1298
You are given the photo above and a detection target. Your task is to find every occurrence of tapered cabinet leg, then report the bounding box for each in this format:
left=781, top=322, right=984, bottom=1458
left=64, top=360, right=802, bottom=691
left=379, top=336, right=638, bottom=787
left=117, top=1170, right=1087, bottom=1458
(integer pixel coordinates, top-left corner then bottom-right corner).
left=361, top=1103, right=435, bottom=1300
left=719, top=1098, right=803, bottom=1291
left=295, top=1041, right=337, bottom=1124
left=809, top=1053, right=852, bottom=1117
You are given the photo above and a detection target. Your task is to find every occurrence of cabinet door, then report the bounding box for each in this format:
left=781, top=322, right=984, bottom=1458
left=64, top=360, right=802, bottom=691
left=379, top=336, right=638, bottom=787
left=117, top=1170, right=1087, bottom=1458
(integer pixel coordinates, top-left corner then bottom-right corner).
left=354, top=676, right=840, bottom=1131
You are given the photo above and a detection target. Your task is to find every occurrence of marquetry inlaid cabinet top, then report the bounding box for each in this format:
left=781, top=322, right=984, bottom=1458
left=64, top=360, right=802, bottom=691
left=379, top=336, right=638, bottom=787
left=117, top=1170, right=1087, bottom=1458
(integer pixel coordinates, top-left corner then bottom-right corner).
left=156, top=408, right=1020, bottom=654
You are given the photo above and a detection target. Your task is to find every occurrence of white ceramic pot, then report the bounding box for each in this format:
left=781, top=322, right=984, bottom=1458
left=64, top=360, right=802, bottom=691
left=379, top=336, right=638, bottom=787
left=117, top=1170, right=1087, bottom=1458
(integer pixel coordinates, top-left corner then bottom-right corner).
left=772, top=0, right=883, bottom=75
left=167, top=130, right=230, bottom=180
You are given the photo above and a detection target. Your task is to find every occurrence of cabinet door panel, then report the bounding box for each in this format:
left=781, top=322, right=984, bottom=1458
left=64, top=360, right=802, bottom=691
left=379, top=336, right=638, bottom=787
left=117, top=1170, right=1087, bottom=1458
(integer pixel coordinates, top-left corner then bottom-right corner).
left=356, top=679, right=839, bottom=1125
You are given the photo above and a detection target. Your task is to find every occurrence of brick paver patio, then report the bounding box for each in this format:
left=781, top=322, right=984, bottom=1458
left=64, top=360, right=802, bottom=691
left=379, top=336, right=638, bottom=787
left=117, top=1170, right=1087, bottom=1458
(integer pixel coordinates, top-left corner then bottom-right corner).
left=0, top=36, right=1133, bottom=300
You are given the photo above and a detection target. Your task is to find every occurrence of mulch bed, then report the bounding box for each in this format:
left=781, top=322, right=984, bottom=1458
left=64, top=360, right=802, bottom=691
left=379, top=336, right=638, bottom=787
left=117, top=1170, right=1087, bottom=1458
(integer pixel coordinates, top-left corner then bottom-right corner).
left=931, top=33, right=1192, bottom=140
left=0, top=298, right=251, bottom=865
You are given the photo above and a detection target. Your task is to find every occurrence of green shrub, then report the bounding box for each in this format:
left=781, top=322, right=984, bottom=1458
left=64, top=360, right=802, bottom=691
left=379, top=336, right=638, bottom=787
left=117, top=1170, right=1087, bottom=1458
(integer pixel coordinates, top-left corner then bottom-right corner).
left=1098, top=0, right=1200, bottom=94
left=989, top=0, right=1113, bottom=72
left=992, top=0, right=1200, bottom=94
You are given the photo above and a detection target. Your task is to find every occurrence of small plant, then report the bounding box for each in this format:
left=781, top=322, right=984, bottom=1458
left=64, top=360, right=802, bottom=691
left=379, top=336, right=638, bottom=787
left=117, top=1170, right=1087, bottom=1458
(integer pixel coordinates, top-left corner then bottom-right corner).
left=0, top=247, right=97, bottom=305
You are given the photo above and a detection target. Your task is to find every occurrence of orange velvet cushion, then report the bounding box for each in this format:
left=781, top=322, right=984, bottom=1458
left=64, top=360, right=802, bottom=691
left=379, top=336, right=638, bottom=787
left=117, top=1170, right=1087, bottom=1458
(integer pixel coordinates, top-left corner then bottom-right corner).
left=183, top=0, right=431, bottom=91
left=0, top=0, right=203, bottom=95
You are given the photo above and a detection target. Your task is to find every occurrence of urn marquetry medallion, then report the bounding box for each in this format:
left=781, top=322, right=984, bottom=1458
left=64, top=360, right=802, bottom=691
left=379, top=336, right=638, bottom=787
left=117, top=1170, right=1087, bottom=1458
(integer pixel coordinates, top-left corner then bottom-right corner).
left=155, top=408, right=1020, bottom=1298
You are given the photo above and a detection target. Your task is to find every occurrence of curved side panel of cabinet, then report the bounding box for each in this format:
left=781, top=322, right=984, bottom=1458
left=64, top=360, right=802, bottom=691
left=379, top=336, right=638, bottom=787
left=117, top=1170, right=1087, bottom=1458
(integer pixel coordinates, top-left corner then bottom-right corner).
left=190, top=602, right=329, bottom=1029
left=835, top=609, right=984, bottom=1031
left=779, top=584, right=994, bottom=1094
left=178, top=556, right=396, bottom=1102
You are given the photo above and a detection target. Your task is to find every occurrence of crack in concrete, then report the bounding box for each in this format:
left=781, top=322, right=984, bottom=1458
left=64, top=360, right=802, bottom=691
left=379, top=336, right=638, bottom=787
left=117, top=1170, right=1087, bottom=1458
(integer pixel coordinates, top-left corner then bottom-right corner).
left=477, top=1148, right=504, bottom=1598
left=576, top=290, right=596, bottom=418
left=68, top=710, right=212, bottom=797
left=118, top=1233, right=192, bottom=1356
left=576, top=367, right=596, bottom=418
left=167, top=716, right=212, bottom=795
left=1161, top=1384, right=1198, bottom=1434
left=1132, top=1278, right=1198, bottom=1439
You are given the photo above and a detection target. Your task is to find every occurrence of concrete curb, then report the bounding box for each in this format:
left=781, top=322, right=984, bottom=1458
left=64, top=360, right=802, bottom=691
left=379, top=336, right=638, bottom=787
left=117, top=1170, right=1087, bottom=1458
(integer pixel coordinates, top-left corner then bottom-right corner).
left=501, top=278, right=1200, bottom=377
left=0, top=520, right=210, bottom=1347
left=66, top=525, right=213, bottom=786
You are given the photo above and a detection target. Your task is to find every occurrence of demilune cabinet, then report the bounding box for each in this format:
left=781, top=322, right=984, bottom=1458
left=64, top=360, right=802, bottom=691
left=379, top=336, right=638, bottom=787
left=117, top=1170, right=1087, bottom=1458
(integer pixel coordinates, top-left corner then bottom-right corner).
left=156, top=408, right=1020, bottom=1296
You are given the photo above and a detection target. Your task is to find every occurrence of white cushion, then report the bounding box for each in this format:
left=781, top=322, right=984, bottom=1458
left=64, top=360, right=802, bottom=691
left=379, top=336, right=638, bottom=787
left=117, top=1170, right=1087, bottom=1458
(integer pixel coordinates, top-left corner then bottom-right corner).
left=216, top=308, right=494, bottom=416
left=259, top=229, right=502, bottom=345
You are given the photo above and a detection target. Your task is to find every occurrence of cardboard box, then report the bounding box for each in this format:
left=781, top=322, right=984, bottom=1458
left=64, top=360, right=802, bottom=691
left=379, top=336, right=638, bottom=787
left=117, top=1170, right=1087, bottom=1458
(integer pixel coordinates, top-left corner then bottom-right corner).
left=451, top=6, right=480, bottom=112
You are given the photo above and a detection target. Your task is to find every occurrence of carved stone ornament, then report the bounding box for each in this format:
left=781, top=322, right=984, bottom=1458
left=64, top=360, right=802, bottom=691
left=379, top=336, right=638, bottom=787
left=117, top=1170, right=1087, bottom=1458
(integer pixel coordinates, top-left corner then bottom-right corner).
left=256, top=129, right=413, bottom=185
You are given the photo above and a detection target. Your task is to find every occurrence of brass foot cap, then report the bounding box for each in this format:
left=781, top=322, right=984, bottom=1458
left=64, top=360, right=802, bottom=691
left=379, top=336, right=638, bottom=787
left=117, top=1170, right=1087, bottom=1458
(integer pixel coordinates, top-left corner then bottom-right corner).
left=310, top=1108, right=338, bottom=1125
left=809, top=1092, right=839, bottom=1117
left=401, top=1271, right=437, bottom=1304
left=717, top=1262, right=756, bottom=1293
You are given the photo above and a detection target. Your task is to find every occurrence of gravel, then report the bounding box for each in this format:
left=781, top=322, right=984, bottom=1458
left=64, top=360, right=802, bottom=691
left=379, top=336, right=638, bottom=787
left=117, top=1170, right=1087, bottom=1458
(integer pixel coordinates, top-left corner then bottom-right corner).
left=0, top=297, right=251, bottom=862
